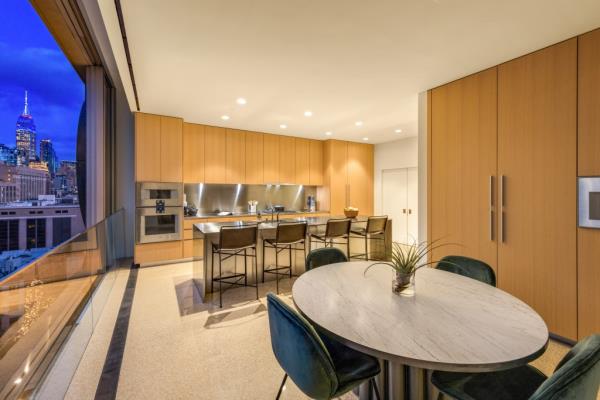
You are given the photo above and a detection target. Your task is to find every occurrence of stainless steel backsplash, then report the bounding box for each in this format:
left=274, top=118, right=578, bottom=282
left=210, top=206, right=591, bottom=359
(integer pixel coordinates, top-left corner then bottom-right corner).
left=184, top=184, right=317, bottom=214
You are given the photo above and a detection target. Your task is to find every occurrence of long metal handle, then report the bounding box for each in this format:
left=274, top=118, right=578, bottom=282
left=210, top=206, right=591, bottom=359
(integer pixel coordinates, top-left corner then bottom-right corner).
left=489, top=176, right=494, bottom=241
left=500, top=175, right=505, bottom=243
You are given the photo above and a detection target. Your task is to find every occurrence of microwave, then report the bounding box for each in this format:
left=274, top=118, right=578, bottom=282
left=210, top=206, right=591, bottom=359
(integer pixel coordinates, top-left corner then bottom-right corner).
left=136, top=206, right=182, bottom=244
left=136, top=182, right=183, bottom=208
left=578, top=177, right=600, bottom=228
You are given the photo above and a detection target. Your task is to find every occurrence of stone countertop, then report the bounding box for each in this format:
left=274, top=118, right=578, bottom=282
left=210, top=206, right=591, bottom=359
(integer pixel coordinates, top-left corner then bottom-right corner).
left=184, top=210, right=330, bottom=220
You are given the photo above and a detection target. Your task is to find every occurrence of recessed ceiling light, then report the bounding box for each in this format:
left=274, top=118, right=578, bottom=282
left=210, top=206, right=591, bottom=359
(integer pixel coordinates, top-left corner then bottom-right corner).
left=325, top=131, right=332, bottom=136
left=362, top=137, right=369, bottom=141
left=395, top=129, right=402, bottom=133
left=280, top=124, right=287, bottom=129
left=236, top=98, right=247, bottom=105
left=304, top=110, right=313, bottom=117
left=221, top=115, right=230, bottom=120
left=355, top=121, right=363, bottom=126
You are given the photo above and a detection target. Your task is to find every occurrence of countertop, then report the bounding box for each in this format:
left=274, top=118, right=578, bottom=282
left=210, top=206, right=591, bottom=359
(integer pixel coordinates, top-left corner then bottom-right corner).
left=184, top=210, right=329, bottom=220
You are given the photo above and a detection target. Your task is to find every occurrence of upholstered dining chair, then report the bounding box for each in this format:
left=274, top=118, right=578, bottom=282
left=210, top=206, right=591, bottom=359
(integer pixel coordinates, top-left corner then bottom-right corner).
left=305, top=247, right=348, bottom=271
left=431, top=334, right=600, bottom=400
left=266, top=293, right=381, bottom=400
left=436, top=255, right=496, bottom=286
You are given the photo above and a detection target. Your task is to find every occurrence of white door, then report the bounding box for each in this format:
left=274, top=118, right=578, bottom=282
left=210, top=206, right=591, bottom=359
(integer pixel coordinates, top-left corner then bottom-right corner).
left=382, top=169, right=408, bottom=243
left=381, top=167, right=419, bottom=244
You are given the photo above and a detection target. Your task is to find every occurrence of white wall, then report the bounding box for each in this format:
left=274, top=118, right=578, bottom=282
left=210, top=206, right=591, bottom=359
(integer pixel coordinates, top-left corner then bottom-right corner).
left=373, top=136, right=419, bottom=215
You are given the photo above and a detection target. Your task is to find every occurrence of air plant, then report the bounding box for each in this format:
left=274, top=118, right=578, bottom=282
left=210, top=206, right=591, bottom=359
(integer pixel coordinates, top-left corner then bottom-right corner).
left=364, top=239, right=449, bottom=277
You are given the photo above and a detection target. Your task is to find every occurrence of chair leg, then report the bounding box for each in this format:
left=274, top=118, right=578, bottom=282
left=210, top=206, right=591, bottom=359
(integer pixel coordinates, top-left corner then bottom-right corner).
left=347, top=236, right=350, bottom=258
left=365, top=234, right=368, bottom=261
left=211, top=249, right=214, bottom=293
left=253, top=247, right=259, bottom=301
left=276, top=374, right=288, bottom=400
left=244, top=248, right=248, bottom=286
left=218, top=253, right=223, bottom=308
left=275, top=245, right=279, bottom=294
left=288, top=244, right=292, bottom=279
left=262, top=240, right=266, bottom=283
left=370, top=377, right=381, bottom=400
left=437, top=393, right=444, bottom=400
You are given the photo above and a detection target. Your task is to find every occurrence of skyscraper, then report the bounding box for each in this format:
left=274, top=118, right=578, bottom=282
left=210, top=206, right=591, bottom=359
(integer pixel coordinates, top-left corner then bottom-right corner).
left=40, top=139, right=58, bottom=176
left=15, top=91, right=37, bottom=166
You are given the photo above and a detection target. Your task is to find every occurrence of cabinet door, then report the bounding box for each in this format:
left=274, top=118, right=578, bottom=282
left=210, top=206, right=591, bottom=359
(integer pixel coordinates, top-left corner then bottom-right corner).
left=294, top=138, right=310, bottom=185
left=263, top=134, right=279, bottom=183
left=309, top=140, right=323, bottom=185
left=430, top=68, right=498, bottom=271
left=204, top=126, right=227, bottom=183
left=326, top=140, right=348, bottom=215
left=279, top=136, right=296, bottom=184
left=183, top=123, right=205, bottom=183
left=498, top=39, right=577, bottom=340
left=135, top=113, right=161, bottom=182
left=245, top=131, right=264, bottom=184
left=226, top=129, right=245, bottom=183
left=577, top=29, right=600, bottom=339
left=160, top=116, right=183, bottom=182
left=347, top=142, right=373, bottom=215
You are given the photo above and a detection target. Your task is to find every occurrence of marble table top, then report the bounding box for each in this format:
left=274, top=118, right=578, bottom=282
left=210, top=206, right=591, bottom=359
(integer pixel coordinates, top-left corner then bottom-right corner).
left=292, top=261, right=549, bottom=372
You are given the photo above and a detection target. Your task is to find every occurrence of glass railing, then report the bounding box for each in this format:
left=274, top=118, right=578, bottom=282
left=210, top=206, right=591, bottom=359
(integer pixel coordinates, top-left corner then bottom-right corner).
left=0, top=209, right=126, bottom=400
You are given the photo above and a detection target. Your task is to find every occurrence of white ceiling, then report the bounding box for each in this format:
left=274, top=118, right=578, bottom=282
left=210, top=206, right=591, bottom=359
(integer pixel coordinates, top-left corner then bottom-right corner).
left=118, top=0, right=600, bottom=143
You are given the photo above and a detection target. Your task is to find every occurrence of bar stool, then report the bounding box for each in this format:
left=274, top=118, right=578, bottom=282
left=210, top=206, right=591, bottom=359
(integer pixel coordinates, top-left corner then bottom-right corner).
left=350, top=216, right=388, bottom=261
left=263, top=221, right=307, bottom=293
left=309, top=218, right=351, bottom=257
left=211, top=224, right=259, bottom=308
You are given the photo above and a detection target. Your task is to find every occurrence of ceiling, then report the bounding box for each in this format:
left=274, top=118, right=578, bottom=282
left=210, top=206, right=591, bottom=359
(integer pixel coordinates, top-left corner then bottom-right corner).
left=118, top=0, right=600, bottom=143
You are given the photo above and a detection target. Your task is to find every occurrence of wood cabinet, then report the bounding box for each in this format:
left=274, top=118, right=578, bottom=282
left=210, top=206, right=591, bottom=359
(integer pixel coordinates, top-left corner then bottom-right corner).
left=135, top=241, right=183, bottom=265
left=578, top=28, right=600, bottom=339
left=295, top=138, right=310, bottom=185
left=183, top=123, right=205, bottom=183
left=347, top=142, right=374, bottom=215
left=204, top=126, right=227, bottom=183
left=245, top=131, right=264, bottom=184
left=159, top=116, right=183, bottom=182
left=226, top=129, right=246, bottom=183
left=309, top=140, right=323, bottom=185
left=430, top=68, right=498, bottom=271
left=279, top=136, right=296, bottom=183
left=497, top=39, right=577, bottom=340
left=263, top=134, right=280, bottom=183
left=135, top=113, right=162, bottom=182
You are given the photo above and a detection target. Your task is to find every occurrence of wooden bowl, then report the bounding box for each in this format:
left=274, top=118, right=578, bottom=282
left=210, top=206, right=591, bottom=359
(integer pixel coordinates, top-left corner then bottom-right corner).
left=344, top=209, right=359, bottom=218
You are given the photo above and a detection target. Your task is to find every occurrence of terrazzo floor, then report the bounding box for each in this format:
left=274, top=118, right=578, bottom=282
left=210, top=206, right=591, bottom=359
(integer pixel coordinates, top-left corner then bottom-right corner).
left=65, top=261, right=591, bottom=400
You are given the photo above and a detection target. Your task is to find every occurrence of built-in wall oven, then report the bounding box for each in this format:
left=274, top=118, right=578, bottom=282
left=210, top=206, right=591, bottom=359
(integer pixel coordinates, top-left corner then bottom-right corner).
left=578, top=177, right=600, bottom=228
left=136, top=182, right=183, bottom=243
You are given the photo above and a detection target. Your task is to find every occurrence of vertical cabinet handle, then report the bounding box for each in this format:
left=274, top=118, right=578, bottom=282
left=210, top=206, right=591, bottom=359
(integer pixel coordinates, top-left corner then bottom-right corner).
left=403, top=209, right=407, bottom=214
left=500, top=175, right=505, bottom=243
left=489, top=176, right=494, bottom=241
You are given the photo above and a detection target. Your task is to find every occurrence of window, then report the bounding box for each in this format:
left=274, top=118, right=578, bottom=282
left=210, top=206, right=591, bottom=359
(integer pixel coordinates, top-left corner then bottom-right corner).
left=52, top=217, right=71, bottom=246
left=0, top=219, right=19, bottom=251
left=26, top=218, right=46, bottom=249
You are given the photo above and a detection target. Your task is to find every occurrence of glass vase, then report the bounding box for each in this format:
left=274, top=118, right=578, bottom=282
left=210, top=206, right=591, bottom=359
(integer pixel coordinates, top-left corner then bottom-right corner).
left=393, top=272, right=415, bottom=297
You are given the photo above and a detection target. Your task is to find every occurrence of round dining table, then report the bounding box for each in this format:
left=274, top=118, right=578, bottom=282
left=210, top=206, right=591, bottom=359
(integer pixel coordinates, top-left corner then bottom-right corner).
left=292, top=261, right=549, bottom=400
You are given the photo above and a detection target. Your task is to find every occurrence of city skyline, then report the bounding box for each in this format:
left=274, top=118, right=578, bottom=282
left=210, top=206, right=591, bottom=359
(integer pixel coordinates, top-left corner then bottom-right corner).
left=0, top=0, right=84, bottom=161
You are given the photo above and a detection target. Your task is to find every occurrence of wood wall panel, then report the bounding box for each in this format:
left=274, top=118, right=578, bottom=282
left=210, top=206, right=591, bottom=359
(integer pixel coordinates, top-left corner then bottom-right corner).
left=347, top=142, right=374, bottom=215
left=226, top=129, right=246, bottom=183
left=578, top=228, right=600, bottom=339
left=309, top=140, right=323, bottom=185
left=279, top=136, right=296, bottom=183
left=498, top=39, right=577, bottom=340
left=159, top=116, right=183, bottom=182
left=135, top=113, right=161, bottom=182
left=204, top=126, right=227, bottom=183
left=183, top=123, right=205, bottom=183
left=263, top=134, right=279, bottom=183
left=327, top=140, right=348, bottom=215
left=245, top=131, right=264, bottom=184
left=578, top=28, right=600, bottom=175
left=295, top=138, right=310, bottom=185
left=430, top=68, right=498, bottom=271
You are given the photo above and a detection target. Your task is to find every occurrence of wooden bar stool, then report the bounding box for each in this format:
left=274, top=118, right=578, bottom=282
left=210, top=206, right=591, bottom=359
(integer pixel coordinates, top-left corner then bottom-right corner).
left=211, top=224, right=259, bottom=308
left=263, top=221, right=307, bottom=293
left=309, top=218, right=351, bottom=257
left=350, top=216, right=388, bottom=261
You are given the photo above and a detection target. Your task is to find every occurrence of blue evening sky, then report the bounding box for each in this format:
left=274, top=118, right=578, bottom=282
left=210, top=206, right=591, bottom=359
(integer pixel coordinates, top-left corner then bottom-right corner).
left=0, top=0, right=84, bottom=161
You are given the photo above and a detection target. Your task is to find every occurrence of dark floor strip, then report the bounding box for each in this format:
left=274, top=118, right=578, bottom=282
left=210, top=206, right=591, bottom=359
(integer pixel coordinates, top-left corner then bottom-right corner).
left=95, top=267, right=139, bottom=400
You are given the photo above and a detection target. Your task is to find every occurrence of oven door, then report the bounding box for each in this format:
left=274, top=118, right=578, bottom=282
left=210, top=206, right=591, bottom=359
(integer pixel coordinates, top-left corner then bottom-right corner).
left=136, top=182, right=183, bottom=208
left=136, top=207, right=182, bottom=243
left=578, top=177, right=600, bottom=228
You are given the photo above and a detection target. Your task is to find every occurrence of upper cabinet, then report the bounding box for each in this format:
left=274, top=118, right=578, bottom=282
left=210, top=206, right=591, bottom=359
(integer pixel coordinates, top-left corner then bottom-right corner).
left=183, top=123, right=205, bottom=183
left=263, top=134, right=279, bottom=183
left=309, top=140, right=323, bottom=186
left=204, top=126, right=227, bottom=183
left=226, top=129, right=246, bottom=183
left=294, top=138, right=310, bottom=185
left=578, top=29, right=600, bottom=176
left=279, top=136, right=296, bottom=183
left=135, top=113, right=183, bottom=183
left=245, top=131, right=264, bottom=184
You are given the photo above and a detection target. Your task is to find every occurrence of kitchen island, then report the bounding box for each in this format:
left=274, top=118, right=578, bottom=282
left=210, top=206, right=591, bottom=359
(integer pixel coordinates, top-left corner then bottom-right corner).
left=191, top=216, right=391, bottom=301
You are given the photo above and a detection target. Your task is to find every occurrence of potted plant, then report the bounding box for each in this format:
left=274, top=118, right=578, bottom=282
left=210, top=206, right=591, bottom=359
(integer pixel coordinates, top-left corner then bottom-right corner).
left=364, top=240, right=444, bottom=296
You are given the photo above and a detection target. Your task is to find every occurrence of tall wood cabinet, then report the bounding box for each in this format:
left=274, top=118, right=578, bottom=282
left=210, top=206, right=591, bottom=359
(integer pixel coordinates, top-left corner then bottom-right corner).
left=245, top=131, right=264, bottom=184
left=279, top=136, right=296, bottom=183
left=430, top=68, right=498, bottom=271
left=263, top=134, right=280, bottom=183
left=204, top=126, right=227, bottom=183
left=577, top=29, right=600, bottom=339
left=226, top=129, right=246, bottom=183
left=295, top=138, right=310, bottom=185
left=183, top=123, right=205, bottom=183
left=135, top=113, right=183, bottom=183
left=309, top=140, right=323, bottom=185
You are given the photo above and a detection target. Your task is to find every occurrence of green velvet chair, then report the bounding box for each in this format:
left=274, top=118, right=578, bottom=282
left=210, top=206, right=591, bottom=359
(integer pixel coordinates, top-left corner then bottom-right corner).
left=305, top=247, right=348, bottom=271
left=266, top=293, right=381, bottom=399
left=436, top=255, right=496, bottom=286
left=431, top=334, right=600, bottom=400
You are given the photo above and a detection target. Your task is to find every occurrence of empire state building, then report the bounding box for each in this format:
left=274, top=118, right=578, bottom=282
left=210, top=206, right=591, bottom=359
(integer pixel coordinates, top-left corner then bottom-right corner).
left=15, top=91, right=37, bottom=166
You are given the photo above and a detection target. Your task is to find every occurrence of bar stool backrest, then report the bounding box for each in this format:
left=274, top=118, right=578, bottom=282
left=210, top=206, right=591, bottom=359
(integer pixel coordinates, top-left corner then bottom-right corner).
left=218, top=224, right=258, bottom=250
left=325, top=218, right=351, bottom=238
left=276, top=222, right=307, bottom=244
left=366, top=216, right=388, bottom=234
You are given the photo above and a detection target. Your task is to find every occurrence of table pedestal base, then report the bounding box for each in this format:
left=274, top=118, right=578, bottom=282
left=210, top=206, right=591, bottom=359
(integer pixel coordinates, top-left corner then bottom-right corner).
left=358, top=361, right=439, bottom=400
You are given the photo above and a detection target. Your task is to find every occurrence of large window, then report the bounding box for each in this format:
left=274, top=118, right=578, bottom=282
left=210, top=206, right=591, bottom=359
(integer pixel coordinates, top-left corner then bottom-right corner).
left=0, top=0, right=85, bottom=278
